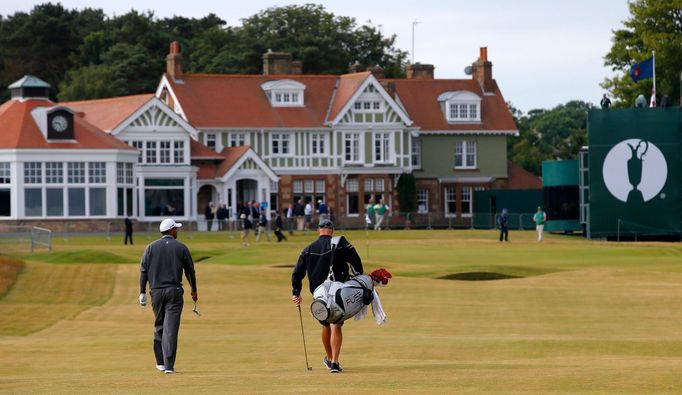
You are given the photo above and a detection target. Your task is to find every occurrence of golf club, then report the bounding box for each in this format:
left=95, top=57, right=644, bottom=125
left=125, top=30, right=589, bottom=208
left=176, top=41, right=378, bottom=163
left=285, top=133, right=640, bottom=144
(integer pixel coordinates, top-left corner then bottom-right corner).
left=192, top=300, right=201, bottom=317
left=297, top=304, right=312, bottom=371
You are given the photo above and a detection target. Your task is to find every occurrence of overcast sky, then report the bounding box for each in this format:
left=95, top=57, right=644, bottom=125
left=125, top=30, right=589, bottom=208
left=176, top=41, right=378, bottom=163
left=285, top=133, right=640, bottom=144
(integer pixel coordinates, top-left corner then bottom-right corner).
left=0, top=0, right=632, bottom=112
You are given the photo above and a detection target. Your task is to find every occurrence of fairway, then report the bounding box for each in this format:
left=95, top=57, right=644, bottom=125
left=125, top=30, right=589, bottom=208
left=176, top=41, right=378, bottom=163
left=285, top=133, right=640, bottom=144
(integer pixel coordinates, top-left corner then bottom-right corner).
left=2, top=230, right=682, bottom=393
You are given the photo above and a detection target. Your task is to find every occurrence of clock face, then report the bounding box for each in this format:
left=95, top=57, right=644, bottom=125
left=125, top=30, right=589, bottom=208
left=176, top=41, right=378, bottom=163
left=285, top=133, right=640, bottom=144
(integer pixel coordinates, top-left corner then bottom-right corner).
left=51, top=115, right=68, bottom=133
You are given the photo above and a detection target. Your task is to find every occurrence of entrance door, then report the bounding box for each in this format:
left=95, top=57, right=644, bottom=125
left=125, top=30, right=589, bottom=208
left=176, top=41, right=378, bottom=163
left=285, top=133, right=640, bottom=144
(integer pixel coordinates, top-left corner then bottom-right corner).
left=198, top=185, right=216, bottom=216
left=237, top=179, right=258, bottom=205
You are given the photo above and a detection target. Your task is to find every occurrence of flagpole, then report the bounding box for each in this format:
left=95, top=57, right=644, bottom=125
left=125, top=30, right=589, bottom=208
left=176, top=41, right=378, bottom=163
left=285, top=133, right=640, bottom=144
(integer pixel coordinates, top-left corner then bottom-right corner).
left=653, top=50, right=656, bottom=100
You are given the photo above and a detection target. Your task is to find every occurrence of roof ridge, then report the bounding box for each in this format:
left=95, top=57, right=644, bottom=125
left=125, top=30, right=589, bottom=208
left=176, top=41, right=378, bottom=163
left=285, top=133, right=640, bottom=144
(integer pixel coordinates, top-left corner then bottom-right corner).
left=60, top=93, right=154, bottom=105
left=184, top=73, right=341, bottom=79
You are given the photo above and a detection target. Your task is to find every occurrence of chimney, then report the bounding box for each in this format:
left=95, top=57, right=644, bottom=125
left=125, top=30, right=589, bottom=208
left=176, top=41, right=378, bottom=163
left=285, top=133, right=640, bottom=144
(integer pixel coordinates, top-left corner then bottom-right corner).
left=291, top=60, right=303, bottom=75
left=368, top=64, right=385, bottom=79
left=472, top=47, right=494, bottom=93
left=262, top=49, right=294, bottom=75
left=166, top=41, right=183, bottom=81
left=348, top=60, right=361, bottom=74
left=406, top=63, right=434, bottom=79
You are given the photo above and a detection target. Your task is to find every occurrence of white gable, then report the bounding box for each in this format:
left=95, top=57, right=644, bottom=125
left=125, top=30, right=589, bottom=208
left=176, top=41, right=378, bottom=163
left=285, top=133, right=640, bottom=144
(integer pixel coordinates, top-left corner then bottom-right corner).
left=330, top=74, right=412, bottom=126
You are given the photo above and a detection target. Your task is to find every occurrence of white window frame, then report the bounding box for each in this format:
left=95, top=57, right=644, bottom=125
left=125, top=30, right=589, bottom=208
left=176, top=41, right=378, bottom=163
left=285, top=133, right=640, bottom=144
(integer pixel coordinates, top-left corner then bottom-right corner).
left=411, top=138, right=421, bottom=168
left=343, top=132, right=362, bottom=164
left=271, top=133, right=292, bottom=157
left=455, top=140, right=477, bottom=169
left=272, top=90, right=304, bottom=107
left=373, top=132, right=392, bottom=164
left=0, top=162, right=10, bottom=184
left=444, top=186, right=456, bottom=218
left=229, top=132, right=246, bottom=147
left=354, top=100, right=383, bottom=113
left=447, top=101, right=480, bottom=122
left=145, top=141, right=157, bottom=164
left=461, top=186, right=472, bottom=217
left=417, top=189, right=429, bottom=214
left=173, top=141, right=185, bottom=163
left=310, top=133, right=327, bottom=156
left=346, top=178, right=359, bottom=216
left=205, top=133, right=217, bottom=151
left=160, top=141, right=171, bottom=164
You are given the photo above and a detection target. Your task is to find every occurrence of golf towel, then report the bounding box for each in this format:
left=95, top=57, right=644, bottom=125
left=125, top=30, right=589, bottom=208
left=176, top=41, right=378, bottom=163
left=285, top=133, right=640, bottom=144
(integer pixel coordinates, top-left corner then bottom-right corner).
left=354, top=289, right=387, bottom=325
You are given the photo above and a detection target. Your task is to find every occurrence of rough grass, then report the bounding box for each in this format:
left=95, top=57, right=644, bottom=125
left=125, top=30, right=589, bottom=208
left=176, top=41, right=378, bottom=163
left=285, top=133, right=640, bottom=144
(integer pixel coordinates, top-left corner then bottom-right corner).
left=0, top=256, right=24, bottom=298
left=1, top=230, right=682, bottom=393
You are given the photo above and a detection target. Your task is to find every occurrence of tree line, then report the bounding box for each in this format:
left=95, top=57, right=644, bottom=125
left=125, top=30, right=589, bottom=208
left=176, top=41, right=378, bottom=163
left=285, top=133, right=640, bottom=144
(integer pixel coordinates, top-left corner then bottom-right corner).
left=0, top=3, right=407, bottom=102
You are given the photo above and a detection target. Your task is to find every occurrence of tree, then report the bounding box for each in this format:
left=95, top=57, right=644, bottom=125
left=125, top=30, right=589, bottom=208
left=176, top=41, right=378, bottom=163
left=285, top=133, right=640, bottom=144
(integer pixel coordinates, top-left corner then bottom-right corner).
left=396, top=173, right=416, bottom=213
left=602, top=0, right=682, bottom=107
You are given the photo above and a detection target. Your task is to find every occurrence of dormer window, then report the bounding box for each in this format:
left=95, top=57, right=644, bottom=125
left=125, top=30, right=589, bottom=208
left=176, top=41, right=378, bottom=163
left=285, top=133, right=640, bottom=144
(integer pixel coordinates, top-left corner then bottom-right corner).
left=261, top=80, right=305, bottom=107
left=354, top=101, right=382, bottom=112
left=438, top=91, right=482, bottom=123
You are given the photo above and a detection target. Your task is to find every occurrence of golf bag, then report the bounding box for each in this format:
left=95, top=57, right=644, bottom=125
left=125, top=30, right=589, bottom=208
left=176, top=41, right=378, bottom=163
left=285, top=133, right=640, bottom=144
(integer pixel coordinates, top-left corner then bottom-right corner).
left=309, top=237, right=374, bottom=325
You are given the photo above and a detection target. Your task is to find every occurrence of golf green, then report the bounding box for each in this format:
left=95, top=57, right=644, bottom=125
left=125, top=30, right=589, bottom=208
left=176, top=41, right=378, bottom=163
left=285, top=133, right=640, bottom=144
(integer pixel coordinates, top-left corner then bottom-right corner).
left=1, top=230, right=682, bottom=393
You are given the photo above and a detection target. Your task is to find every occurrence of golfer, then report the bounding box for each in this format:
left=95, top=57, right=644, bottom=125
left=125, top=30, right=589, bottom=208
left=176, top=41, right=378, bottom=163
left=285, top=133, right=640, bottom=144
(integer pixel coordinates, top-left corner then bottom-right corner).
left=139, top=218, right=198, bottom=374
left=534, top=206, right=547, bottom=242
left=291, top=220, right=363, bottom=373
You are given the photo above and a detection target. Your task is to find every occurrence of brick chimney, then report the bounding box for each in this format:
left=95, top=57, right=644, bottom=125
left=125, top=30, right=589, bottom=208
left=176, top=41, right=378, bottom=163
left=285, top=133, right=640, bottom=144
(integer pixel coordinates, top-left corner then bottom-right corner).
left=263, top=49, right=300, bottom=75
left=472, top=47, right=494, bottom=93
left=166, top=41, right=183, bottom=81
left=368, top=64, right=385, bottom=79
left=406, top=63, right=434, bottom=79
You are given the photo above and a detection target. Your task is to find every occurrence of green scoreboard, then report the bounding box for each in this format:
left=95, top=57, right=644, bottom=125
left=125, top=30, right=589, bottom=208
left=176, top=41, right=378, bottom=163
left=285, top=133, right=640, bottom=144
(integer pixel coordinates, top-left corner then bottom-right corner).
left=587, top=108, right=682, bottom=239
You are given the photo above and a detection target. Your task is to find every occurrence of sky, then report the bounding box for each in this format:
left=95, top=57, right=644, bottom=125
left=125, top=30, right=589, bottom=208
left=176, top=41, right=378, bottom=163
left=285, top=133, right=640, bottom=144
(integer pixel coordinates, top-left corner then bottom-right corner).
left=0, top=0, right=632, bottom=113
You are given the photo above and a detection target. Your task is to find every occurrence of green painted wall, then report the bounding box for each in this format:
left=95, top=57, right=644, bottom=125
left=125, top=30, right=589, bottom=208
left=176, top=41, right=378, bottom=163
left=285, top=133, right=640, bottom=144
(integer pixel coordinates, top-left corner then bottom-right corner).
left=414, top=135, right=508, bottom=178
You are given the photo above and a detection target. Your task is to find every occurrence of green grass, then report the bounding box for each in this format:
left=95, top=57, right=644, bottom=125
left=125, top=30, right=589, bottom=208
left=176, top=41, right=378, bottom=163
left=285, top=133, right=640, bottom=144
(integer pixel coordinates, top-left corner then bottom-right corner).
left=1, top=230, right=682, bottom=393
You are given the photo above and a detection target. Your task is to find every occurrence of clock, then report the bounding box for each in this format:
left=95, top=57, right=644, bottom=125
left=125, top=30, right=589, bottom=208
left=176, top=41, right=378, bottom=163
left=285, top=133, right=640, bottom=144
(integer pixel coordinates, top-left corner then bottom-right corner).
left=51, top=115, right=68, bottom=133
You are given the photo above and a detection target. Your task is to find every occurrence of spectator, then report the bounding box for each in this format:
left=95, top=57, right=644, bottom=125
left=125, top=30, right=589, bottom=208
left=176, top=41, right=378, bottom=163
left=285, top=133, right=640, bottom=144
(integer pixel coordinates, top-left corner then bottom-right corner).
left=274, top=211, right=287, bottom=242
left=374, top=198, right=389, bottom=231
left=635, top=94, right=647, bottom=108
left=250, top=200, right=260, bottom=220
left=600, top=94, right=611, bottom=109
left=661, top=94, right=672, bottom=108
left=317, top=199, right=328, bottom=223
left=205, top=202, right=215, bottom=231
left=533, top=206, right=547, bottom=242
left=498, top=208, right=509, bottom=242
left=294, top=199, right=305, bottom=231
left=286, top=204, right=294, bottom=235
left=304, top=201, right=313, bottom=234
left=256, top=213, right=271, bottom=242
left=216, top=203, right=228, bottom=231
left=124, top=216, right=134, bottom=245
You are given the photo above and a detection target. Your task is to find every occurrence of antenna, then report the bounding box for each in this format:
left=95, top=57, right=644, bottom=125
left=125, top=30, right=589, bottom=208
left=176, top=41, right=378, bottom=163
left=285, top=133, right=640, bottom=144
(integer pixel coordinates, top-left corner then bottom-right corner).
left=411, top=20, right=421, bottom=64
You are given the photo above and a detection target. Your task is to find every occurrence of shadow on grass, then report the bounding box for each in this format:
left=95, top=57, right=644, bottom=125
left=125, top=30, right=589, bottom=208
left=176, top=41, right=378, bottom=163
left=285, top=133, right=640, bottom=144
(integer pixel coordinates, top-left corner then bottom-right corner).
left=438, top=272, right=523, bottom=281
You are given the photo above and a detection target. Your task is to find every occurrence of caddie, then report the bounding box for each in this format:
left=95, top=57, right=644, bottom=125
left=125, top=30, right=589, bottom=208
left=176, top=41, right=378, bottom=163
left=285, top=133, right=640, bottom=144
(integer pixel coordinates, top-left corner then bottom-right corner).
left=291, top=219, right=363, bottom=373
left=139, top=218, right=198, bottom=374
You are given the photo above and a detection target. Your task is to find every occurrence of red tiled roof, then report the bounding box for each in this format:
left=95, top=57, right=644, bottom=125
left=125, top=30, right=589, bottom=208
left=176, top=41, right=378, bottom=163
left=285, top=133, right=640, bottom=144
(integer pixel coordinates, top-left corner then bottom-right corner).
left=61, top=94, right=154, bottom=132
left=190, top=138, right=223, bottom=159
left=506, top=161, right=542, bottom=189
left=386, top=78, right=517, bottom=133
left=166, top=74, right=338, bottom=128
left=0, top=99, right=134, bottom=150
left=326, top=72, right=370, bottom=122
left=194, top=145, right=250, bottom=180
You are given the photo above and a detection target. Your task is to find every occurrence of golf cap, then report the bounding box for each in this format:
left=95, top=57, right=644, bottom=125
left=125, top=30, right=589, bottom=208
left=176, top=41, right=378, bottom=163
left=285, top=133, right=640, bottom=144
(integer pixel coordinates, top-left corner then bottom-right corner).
left=159, top=218, right=182, bottom=233
left=318, top=219, right=334, bottom=229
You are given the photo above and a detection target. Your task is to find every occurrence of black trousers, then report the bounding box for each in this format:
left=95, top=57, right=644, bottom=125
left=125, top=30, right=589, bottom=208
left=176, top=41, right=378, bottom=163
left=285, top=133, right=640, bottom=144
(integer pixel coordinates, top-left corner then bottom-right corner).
left=124, top=231, right=133, bottom=245
left=151, top=286, right=184, bottom=369
left=274, top=228, right=286, bottom=242
left=499, top=226, right=509, bottom=242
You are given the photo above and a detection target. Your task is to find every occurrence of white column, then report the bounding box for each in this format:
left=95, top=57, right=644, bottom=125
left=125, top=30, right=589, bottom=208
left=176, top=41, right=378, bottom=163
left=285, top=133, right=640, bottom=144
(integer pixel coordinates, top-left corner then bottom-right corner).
left=11, top=162, right=21, bottom=218
left=106, top=161, right=117, bottom=218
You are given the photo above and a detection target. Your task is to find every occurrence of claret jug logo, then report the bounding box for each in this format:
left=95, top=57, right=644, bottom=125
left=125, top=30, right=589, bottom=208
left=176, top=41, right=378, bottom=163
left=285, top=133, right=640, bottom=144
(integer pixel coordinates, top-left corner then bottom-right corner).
left=602, top=139, right=667, bottom=203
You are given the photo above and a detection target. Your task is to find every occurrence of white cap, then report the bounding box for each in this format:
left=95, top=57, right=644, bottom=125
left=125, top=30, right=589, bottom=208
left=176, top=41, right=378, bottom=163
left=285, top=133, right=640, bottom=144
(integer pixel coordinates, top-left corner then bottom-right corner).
left=159, top=218, right=182, bottom=233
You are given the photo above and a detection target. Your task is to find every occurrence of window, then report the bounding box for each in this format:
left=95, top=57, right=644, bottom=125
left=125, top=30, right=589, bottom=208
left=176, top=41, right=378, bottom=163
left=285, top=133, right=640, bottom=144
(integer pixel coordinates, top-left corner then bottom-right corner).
left=68, top=188, right=85, bottom=216
left=46, top=188, right=64, bottom=216
left=445, top=187, right=456, bottom=217
left=411, top=138, right=421, bottom=168
left=174, top=141, right=184, bottom=163
left=0, top=189, right=9, bottom=216
left=315, top=180, right=325, bottom=194
left=374, top=132, right=391, bottom=163
left=160, top=141, right=171, bottom=163
left=354, top=101, right=382, bottom=113
left=417, top=189, right=429, bottom=214
left=206, top=133, right=216, bottom=151
left=118, top=187, right=134, bottom=217
left=293, top=180, right=303, bottom=194
left=293, top=179, right=325, bottom=206
left=229, top=133, right=246, bottom=147
left=24, top=162, right=42, bottom=184
left=455, top=141, right=477, bottom=169
left=0, top=163, right=9, bottom=184
left=448, top=102, right=479, bottom=121
left=347, top=178, right=359, bottom=215
left=88, top=162, right=106, bottom=183
left=145, top=141, right=157, bottom=163
left=344, top=133, right=360, bottom=163
left=67, top=162, right=85, bottom=184
left=304, top=180, right=314, bottom=194
left=143, top=178, right=184, bottom=216
left=126, top=163, right=133, bottom=184
left=45, top=162, right=63, bottom=184
left=25, top=188, right=42, bottom=216
left=270, top=181, right=279, bottom=213
left=130, top=141, right=143, bottom=163
left=272, top=91, right=303, bottom=105
left=117, top=163, right=125, bottom=184
left=311, top=133, right=326, bottom=155
left=271, top=133, right=290, bottom=155
left=461, top=186, right=472, bottom=216
left=89, top=188, right=106, bottom=216
left=439, top=91, right=482, bottom=122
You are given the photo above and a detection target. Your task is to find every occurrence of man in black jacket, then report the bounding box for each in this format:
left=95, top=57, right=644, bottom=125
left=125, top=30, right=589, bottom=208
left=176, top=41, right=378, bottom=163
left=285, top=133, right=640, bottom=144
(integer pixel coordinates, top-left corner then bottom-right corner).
left=139, top=218, right=198, bottom=374
left=291, top=220, right=363, bottom=373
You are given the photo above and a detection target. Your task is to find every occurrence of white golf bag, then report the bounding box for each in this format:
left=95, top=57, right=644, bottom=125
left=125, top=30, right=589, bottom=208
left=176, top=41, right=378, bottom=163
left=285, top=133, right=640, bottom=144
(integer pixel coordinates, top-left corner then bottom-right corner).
left=310, top=237, right=373, bottom=325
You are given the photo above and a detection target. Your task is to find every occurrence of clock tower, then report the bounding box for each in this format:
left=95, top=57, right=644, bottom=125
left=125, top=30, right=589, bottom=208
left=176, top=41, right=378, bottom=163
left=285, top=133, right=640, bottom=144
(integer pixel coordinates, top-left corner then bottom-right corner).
left=47, top=109, right=74, bottom=140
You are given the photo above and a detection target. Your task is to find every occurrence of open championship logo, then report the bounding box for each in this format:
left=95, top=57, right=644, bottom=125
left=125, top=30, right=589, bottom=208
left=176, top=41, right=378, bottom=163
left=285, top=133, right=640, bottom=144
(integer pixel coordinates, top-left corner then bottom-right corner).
left=602, top=139, right=667, bottom=203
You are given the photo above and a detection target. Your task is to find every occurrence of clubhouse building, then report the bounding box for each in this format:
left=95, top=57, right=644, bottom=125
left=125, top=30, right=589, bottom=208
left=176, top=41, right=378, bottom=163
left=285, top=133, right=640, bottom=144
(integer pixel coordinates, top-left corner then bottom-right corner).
left=0, top=43, right=536, bottom=228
